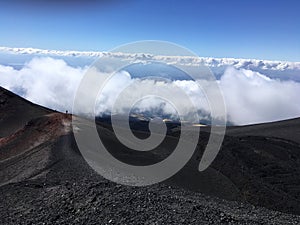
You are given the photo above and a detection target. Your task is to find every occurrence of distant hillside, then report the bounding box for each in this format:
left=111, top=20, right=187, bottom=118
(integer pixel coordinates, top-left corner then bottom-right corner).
left=226, top=118, right=300, bottom=144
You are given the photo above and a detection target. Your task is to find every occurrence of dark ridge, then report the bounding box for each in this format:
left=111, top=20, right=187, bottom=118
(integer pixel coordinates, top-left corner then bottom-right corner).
left=0, top=86, right=54, bottom=138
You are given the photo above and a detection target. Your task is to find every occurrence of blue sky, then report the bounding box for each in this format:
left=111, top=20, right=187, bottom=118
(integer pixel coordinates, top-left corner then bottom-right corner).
left=0, top=0, right=299, bottom=61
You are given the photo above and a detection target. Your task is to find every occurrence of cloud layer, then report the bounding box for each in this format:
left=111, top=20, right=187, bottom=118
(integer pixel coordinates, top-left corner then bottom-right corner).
left=0, top=57, right=300, bottom=125
left=1, top=46, right=300, bottom=71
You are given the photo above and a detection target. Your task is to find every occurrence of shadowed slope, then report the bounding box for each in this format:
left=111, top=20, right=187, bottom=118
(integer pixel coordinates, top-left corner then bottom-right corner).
left=0, top=86, right=53, bottom=138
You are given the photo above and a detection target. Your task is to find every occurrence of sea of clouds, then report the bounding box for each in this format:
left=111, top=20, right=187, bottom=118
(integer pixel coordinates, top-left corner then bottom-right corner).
left=0, top=49, right=300, bottom=125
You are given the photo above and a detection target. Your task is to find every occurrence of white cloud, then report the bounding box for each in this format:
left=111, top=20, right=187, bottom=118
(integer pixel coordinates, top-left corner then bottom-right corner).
left=1, top=46, right=300, bottom=71
left=95, top=72, right=210, bottom=122
left=0, top=57, right=300, bottom=125
left=220, top=67, right=300, bottom=124
left=0, top=57, right=86, bottom=112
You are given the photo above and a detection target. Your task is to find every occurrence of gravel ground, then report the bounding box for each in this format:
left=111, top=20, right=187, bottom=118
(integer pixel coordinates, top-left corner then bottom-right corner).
left=1, top=135, right=300, bottom=225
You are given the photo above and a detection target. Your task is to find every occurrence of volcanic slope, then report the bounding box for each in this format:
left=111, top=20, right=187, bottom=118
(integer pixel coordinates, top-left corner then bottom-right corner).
left=0, top=86, right=300, bottom=224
